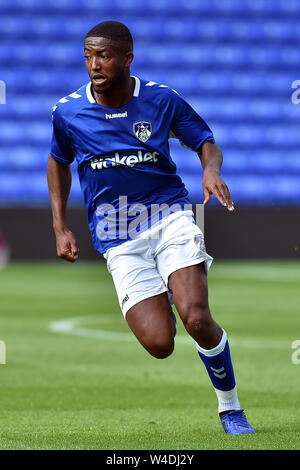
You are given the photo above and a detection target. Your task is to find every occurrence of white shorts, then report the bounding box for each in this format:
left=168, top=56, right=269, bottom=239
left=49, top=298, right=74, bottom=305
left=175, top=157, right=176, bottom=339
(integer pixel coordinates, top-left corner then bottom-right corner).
left=103, top=210, right=213, bottom=317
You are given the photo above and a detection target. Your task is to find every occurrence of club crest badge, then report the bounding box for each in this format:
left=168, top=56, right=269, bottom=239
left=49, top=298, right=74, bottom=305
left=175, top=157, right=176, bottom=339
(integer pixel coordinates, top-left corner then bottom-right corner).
left=133, top=120, right=152, bottom=143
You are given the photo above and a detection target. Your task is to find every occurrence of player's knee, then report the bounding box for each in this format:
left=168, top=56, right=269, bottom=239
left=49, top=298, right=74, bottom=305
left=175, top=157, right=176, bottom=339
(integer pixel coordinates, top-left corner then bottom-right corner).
left=148, top=339, right=174, bottom=359
left=179, top=298, right=208, bottom=319
left=185, top=315, right=211, bottom=337
left=181, top=301, right=212, bottom=335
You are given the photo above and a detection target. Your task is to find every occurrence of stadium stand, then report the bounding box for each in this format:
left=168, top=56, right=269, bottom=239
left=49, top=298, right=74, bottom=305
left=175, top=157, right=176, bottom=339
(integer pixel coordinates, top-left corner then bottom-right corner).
left=0, top=0, right=299, bottom=206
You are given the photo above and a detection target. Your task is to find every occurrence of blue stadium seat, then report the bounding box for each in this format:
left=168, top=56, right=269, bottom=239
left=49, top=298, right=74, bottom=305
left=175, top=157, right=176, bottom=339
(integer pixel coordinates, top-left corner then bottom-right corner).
left=0, top=0, right=299, bottom=206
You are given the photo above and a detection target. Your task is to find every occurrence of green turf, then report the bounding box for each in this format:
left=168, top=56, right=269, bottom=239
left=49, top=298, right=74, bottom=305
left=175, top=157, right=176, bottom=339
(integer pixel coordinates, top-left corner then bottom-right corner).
left=0, top=260, right=299, bottom=450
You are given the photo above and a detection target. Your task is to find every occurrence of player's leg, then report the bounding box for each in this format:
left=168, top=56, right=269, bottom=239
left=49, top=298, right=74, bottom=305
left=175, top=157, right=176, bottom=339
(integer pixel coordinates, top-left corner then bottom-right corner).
left=168, top=263, right=254, bottom=433
left=126, top=292, right=175, bottom=359
left=168, top=262, right=222, bottom=349
left=168, top=262, right=240, bottom=410
left=104, top=237, right=176, bottom=360
left=155, top=211, right=255, bottom=433
left=169, top=262, right=239, bottom=405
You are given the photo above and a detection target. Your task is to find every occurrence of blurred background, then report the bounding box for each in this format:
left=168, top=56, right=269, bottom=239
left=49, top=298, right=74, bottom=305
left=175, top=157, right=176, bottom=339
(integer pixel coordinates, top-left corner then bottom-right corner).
left=0, top=0, right=299, bottom=261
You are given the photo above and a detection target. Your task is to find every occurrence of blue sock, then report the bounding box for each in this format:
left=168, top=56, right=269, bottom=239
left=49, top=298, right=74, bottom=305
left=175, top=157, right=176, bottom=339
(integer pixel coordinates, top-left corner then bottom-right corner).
left=195, top=330, right=240, bottom=412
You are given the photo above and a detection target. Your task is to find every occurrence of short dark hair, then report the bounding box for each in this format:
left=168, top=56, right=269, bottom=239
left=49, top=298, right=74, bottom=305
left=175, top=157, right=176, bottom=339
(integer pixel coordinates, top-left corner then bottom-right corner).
left=85, top=21, right=133, bottom=51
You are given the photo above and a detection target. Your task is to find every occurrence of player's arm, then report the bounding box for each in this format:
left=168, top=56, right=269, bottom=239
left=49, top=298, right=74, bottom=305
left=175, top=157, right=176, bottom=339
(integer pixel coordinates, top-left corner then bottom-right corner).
left=198, top=142, right=234, bottom=212
left=47, top=154, right=79, bottom=262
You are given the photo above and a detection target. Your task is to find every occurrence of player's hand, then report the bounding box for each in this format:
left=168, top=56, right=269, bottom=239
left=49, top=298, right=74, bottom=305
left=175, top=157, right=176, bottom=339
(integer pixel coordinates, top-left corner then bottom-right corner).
left=54, top=227, right=79, bottom=262
left=202, top=169, right=234, bottom=212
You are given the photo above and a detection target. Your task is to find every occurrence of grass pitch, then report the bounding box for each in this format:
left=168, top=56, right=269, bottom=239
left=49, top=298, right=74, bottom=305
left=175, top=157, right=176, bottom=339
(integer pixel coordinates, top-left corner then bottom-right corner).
left=0, top=260, right=299, bottom=450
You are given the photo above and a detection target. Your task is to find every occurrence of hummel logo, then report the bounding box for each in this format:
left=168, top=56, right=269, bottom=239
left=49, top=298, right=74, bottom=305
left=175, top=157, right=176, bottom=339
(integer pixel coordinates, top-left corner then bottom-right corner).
left=106, top=111, right=128, bottom=119
left=122, top=294, right=129, bottom=308
left=211, top=366, right=226, bottom=379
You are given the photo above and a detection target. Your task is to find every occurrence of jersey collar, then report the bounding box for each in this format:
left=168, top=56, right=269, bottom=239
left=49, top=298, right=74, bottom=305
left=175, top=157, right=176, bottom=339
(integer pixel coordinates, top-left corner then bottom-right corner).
left=86, top=76, right=140, bottom=104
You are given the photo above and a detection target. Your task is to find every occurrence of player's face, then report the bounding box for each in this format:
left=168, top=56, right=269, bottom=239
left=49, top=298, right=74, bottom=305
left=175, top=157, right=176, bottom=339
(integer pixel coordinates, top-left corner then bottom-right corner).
left=84, top=37, right=133, bottom=94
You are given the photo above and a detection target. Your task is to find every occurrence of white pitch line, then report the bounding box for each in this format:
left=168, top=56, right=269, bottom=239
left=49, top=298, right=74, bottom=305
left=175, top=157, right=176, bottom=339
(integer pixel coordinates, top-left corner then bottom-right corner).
left=49, top=315, right=290, bottom=350
left=50, top=316, right=193, bottom=344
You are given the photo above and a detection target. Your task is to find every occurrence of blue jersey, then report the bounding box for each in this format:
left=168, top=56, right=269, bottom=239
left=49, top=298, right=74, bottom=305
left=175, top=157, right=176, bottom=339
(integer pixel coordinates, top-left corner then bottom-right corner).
left=50, top=76, right=215, bottom=254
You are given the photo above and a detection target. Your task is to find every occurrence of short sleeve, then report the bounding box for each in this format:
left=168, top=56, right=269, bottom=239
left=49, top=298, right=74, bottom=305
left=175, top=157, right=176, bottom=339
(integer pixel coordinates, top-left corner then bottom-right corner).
left=170, top=92, right=215, bottom=152
left=50, top=108, right=75, bottom=164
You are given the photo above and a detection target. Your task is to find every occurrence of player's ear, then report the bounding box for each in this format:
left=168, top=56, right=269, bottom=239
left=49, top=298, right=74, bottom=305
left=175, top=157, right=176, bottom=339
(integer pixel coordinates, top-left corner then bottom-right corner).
left=124, top=51, right=134, bottom=68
